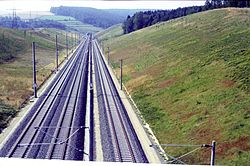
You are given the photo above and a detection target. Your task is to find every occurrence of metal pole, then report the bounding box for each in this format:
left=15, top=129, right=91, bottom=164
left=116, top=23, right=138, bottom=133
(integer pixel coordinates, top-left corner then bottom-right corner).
left=73, top=33, right=75, bottom=48
left=120, top=59, right=123, bottom=90
left=74, top=33, right=76, bottom=48
left=108, top=47, right=110, bottom=65
left=55, top=34, right=58, bottom=71
left=79, top=33, right=81, bottom=43
left=210, top=140, right=216, bottom=166
left=100, top=41, right=102, bottom=53
left=77, top=33, right=79, bottom=44
left=66, top=32, right=68, bottom=59
left=71, top=33, right=73, bottom=53
left=32, top=42, right=37, bottom=98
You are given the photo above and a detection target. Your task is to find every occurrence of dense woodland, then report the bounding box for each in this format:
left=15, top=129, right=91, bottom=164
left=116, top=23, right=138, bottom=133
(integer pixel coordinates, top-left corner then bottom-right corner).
left=123, top=0, right=250, bottom=34
left=50, top=7, right=147, bottom=29
left=0, top=16, right=66, bottom=29
left=50, top=6, right=124, bottom=28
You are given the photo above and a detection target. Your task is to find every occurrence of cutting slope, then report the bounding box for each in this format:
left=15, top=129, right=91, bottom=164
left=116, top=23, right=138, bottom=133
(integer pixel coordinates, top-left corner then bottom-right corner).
left=0, top=27, right=76, bottom=132
left=99, top=8, right=250, bottom=165
left=95, top=24, right=123, bottom=41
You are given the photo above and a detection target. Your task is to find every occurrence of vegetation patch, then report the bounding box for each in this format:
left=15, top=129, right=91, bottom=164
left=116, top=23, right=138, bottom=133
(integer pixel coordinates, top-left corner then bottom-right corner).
left=0, top=27, right=76, bottom=132
left=0, top=29, right=27, bottom=63
left=95, top=24, right=123, bottom=41
left=0, top=100, right=17, bottom=133
left=99, top=8, right=250, bottom=164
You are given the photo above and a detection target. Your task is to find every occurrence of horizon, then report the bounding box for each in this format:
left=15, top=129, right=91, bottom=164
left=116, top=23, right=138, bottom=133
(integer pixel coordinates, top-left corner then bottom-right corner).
left=0, top=0, right=205, bottom=13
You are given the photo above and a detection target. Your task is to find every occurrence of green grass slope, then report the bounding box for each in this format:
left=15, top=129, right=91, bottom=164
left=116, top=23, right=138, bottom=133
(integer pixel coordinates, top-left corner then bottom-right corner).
left=0, top=28, right=31, bottom=63
left=95, top=23, right=123, bottom=41
left=0, top=27, right=76, bottom=132
left=100, top=8, right=250, bottom=165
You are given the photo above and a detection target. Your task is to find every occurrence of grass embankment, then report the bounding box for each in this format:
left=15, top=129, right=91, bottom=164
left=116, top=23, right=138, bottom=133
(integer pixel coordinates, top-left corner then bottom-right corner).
left=40, top=15, right=103, bottom=34
left=95, top=23, right=123, bottom=41
left=100, top=8, right=250, bottom=165
left=0, top=27, right=76, bottom=132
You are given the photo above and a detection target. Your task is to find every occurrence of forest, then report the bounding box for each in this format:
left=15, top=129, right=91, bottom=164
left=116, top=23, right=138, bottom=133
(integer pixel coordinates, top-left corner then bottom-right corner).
left=123, top=0, right=250, bottom=34
left=50, top=6, right=124, bottom=28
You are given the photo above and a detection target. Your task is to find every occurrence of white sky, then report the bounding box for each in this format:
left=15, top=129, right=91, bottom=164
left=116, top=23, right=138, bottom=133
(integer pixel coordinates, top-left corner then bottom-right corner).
left=0, top=0, right=205, bottom=12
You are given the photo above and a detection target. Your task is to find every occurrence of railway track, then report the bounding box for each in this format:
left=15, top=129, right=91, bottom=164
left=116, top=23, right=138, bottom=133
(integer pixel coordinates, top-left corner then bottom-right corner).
left=93, top=40, right=148, bottom=163
left=0, top=34, right=149, bottom=163
left=0, top=35, right=93, bottom=160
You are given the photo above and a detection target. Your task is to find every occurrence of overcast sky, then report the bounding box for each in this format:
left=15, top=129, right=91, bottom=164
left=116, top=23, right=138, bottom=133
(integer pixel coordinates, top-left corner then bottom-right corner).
left=0, top=0, right=205, bottom=12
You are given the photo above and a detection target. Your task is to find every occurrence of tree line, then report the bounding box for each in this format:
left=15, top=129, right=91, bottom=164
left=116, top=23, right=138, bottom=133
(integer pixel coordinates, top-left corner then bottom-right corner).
left=50, top=6, right=124, bottom=28
left=123, top=0, right=250, bottom=34
left=0, top=16, right=66, bottom=29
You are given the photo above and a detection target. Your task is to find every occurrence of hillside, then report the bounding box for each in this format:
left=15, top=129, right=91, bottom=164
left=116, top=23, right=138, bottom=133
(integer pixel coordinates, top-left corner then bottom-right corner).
left=39, top=15, right=103, bottom=34
left=50, top=6, right=144, bottom=29
left=103, top=9, right=151, bottom=18
left=98, top=8, right=250, bottom=165
left=50, top=6, right=123, bottom=28
left=0, top=29, right=27, bottom=63
left=0, top=27, right=76, bottom=132
left=95, top=24, right=123, bottom=41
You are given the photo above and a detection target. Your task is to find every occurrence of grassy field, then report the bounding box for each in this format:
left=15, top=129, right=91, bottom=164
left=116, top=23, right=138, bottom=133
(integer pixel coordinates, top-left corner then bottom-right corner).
left=0, top=27, right=77, bottom=132
left=39, top=15, right=76, bottom=21
left=39, top=15, right=103, bottom=34
left=99, top=8, right=250, bottom=165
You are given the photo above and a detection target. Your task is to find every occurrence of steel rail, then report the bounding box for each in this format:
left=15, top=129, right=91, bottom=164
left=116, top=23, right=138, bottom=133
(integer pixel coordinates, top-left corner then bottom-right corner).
left=25, top=40, right=89, bottom=159
left=93, top=43, right=122, bottom=161
left=46, top=37, right=90, bottom=159
left=6, top=39, right=87, bottom=158
left=97, top=51, right=136, bottom=162
left=93, top=41, right=137, bottom=162
left=88, top=36, right=94, bottom=161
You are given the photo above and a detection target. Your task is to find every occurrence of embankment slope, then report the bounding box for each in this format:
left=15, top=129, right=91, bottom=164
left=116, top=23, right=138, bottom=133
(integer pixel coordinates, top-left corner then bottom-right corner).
left=100, top=8, right=250, bottom=165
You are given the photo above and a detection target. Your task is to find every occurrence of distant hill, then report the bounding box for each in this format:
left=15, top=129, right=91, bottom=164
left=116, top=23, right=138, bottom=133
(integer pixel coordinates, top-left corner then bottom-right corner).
left=123, top=0, right=250, bottom=34
left=50, top=6, right=148, bottom=28
left=0, top=16, right=66, bottom=29
left=50, top=6, right=123, bottom=28
left=98, top=8, right=250, bottom=165
left=103, top=9, right=151, bottom=18
left=39, top=15, right=103, bottom=34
